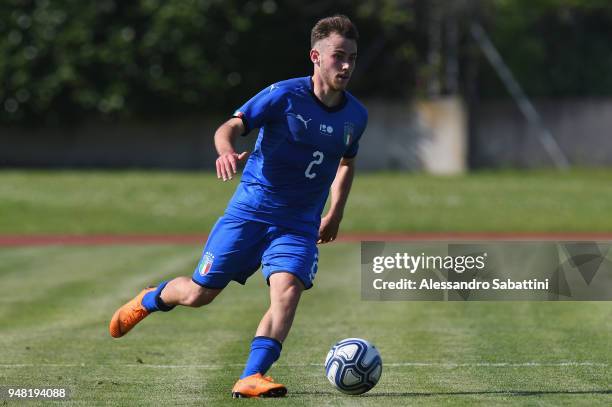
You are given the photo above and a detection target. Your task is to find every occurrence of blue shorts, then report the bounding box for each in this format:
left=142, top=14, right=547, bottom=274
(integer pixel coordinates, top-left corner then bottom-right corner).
left=192, top=214, right=319, bottom=290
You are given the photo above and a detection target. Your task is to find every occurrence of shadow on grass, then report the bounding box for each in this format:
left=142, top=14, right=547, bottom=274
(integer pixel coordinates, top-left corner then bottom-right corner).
left=291, top=389, right=612, bottom=397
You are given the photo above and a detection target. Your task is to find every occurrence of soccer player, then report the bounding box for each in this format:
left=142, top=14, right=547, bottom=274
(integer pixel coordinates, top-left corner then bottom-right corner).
left=109, top=15, right=367, bottom=398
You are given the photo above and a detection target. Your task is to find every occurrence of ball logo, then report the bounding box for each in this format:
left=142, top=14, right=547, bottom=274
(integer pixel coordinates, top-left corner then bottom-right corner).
left=198, top=252, right=215, bottom=276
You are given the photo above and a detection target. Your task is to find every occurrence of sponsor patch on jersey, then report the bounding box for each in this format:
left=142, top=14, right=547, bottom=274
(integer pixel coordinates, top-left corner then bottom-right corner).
left=343, top=122, right=354, bottom=146
left=320, top=123, right=334, bottom=135
left=198, top=252, right=215, bottom=276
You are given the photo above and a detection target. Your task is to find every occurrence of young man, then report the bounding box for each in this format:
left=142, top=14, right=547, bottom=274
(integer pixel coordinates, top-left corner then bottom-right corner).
left=109, top=15, right=367, bottom=398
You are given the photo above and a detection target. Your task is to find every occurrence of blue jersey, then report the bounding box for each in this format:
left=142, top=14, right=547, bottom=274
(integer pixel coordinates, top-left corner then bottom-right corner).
left=225, top=76, right=368, bottom=237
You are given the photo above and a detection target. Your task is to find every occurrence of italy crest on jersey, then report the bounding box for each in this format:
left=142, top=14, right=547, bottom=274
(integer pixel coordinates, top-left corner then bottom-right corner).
left=198, top=252, right=215, bottom=276
left=343, top=122, right=354, bottom=146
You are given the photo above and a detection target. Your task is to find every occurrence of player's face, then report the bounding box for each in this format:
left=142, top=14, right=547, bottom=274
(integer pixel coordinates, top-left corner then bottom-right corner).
left=312, top=33, right=357, bottom=91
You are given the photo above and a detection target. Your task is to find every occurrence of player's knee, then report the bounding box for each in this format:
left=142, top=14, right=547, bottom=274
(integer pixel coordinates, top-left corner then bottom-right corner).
left=270, top=273, right=303, bottom=307
left=281, top=283, right=302, bottom=302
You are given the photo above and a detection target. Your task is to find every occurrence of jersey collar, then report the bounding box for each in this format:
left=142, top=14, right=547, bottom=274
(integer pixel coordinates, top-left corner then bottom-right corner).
left=307, top=76, right=347, bottom=113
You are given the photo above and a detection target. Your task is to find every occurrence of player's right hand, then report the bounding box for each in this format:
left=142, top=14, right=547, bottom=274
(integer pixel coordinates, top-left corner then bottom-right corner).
left=216, top=151, right=249, bottom=181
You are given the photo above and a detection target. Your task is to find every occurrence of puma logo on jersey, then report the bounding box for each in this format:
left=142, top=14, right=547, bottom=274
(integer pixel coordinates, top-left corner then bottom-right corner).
left=295, top=114, right=312, bottom=129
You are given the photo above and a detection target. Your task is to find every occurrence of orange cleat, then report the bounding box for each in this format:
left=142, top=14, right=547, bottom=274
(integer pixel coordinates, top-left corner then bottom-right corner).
left=109, top=287, right=155, bottom=338
left=231, top=373, right=287, bottom=398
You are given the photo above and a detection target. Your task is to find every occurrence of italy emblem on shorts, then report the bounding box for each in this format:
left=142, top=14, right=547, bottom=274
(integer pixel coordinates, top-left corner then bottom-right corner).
left=198, top=252, right=215, bottom=276
left=343, top=122, right=354, bottom=146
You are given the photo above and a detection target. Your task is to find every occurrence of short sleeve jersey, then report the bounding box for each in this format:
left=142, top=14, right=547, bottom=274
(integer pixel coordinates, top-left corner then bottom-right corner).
left=225, top=76, right=368, bottom=237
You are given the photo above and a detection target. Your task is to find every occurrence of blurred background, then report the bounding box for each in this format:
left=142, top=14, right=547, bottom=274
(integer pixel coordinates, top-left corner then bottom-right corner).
left=3, top=0, right=612, bottom=172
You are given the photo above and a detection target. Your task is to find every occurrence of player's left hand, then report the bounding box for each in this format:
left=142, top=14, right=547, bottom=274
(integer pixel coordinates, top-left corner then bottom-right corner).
left=318, top=213, right=341, bottom=244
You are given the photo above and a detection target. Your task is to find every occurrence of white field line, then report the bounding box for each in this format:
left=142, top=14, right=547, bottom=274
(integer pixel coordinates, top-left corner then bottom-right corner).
left=0, top=362, right=607, bottom=369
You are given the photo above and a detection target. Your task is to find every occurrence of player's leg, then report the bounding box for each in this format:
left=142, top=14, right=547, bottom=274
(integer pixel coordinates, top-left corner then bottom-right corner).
left=232, top=229, right=317, bottom=398
left=254, top=272, right=304, bottom=341
left=243, top=272, right=304, bottom=375
left=109, top=278, right=221, bottom=338
left=109, top=215, right=264, bottom=338
left=231, top=273, right=303, bottom=398
left=158, top=276, right=222, bottom=307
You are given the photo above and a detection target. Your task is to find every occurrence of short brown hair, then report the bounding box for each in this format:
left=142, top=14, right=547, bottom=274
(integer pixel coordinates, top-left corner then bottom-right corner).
left=310, top=15, right=359, bottom=48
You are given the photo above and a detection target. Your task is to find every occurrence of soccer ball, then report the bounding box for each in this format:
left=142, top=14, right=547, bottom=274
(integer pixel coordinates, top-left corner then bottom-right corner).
left=324, top=338, right=382, bottom=395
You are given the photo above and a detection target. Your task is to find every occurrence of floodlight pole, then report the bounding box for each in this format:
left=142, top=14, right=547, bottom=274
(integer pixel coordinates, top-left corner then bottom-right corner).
left=470, top=23, right=570, bottom=170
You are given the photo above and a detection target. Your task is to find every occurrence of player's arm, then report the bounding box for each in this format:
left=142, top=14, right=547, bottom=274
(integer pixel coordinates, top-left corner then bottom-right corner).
left=318, top=157, right=356, bottom=244
left=214, top=117, right=250, bottom=181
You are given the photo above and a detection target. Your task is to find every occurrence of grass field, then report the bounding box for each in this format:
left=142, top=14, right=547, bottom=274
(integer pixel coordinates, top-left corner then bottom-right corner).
left=1, top=170, right=611, bottom=405
left=1, top=244, right=610, bottom=406
left=2, top=169, right=612, bottom=233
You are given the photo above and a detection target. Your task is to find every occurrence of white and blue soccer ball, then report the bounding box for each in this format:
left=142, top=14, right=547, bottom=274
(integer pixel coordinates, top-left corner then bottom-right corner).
left=324, top=338, right=382, bottom=395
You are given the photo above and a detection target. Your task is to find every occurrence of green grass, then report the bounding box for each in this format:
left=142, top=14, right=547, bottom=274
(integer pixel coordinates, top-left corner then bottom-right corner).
left=1, top=244, right=610, bottom=406
left=1, top=169, right=612, bottom=233
left=1, top=169, right=610, bottom=405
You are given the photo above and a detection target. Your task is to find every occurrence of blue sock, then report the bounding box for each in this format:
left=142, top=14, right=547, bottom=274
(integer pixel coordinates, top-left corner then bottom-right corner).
left=141, top=280, right=175, bottom=312
left=240, top=336, right=282, bottom=379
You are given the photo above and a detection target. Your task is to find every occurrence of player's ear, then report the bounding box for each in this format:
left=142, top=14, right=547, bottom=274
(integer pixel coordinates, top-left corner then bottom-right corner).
left=310, top=48, right=320, bottom=65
